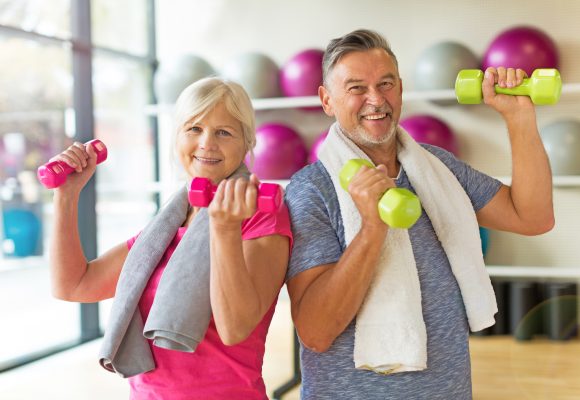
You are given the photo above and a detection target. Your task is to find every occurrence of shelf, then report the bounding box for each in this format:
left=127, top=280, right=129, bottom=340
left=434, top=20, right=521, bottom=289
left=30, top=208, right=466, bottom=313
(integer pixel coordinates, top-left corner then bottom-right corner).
left=486, top=265, right=580, bottom=279
left=144, top=83, right=580, bottom=114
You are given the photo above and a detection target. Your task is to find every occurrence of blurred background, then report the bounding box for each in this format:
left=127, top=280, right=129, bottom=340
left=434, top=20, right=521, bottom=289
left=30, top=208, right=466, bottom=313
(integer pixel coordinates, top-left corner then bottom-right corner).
left=1, top=1, right=580, bottom=399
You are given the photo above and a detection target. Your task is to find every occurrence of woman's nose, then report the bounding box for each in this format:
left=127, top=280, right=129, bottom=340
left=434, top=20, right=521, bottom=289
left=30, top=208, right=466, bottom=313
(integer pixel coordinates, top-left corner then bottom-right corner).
left=199, top=131, right=217, bottom=150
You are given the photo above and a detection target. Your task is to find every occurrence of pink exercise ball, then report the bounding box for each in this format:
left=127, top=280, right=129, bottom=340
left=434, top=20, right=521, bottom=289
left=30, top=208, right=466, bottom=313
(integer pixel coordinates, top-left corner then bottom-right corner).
left=482, top=26, right=559, bottom=77
left=246, top=123, right=307, bottom=179
left=308, top=129, right=328, bottom=163
left=280, top=49, right=324, bottom=97
left=400, top=115, right=459, bottom=156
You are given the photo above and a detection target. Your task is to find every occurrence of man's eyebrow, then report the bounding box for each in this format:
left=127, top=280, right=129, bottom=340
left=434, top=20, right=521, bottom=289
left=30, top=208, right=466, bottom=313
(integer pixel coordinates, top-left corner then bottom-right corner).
left=344, top=73, right=397, bottom=86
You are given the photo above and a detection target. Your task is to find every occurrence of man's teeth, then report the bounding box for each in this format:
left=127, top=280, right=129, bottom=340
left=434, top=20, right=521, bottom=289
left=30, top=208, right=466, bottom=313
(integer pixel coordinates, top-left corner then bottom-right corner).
left=363, top=113, right=387, bottom=120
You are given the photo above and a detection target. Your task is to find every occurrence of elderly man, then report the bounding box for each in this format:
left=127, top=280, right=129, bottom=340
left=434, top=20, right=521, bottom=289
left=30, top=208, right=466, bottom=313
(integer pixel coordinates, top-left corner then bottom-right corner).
left=284, top=29, right=553, bottom=399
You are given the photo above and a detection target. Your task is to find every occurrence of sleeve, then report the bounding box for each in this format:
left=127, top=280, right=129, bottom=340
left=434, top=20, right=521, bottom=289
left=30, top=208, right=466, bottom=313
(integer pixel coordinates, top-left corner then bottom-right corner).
left=423, top=144, right=502, bottom=212
left=241, top=202, right=294, bottom=249
left=126, top=233, right=139, bottom=250
left=284, top=169, right=343, bottom=282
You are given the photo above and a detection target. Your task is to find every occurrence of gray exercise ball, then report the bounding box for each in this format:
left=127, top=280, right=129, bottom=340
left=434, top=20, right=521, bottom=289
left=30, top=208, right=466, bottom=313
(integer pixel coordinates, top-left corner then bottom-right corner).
left=154, top=55, right=215, bottom=103
left=414, top=41, right=479, bottom=91
left=221, top=52, right=281, bottom=98
left=540, top=120, right=580, bottom=175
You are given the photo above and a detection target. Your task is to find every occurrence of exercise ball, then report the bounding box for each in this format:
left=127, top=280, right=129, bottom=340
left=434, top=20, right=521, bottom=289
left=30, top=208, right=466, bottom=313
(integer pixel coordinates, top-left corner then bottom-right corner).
left=540, top=120, right=580, bottom=175
left=280, top=49, right=324, bottom=97
left=308, top=129, right=328, bottom=164
left=2, top=209, right=41, bottom=257
left=246, top=123, right=307, bottom=179
left=415, top=41, right=479, bottom=91
left=482, top=26, right=559, bottom=77
left=221, top=52, right=281, bottom=98
left=154, top=55, right=215, bottom=103
left=479, top=227, right=490, bottom=257
left=400, top=115, right=459, bottom=156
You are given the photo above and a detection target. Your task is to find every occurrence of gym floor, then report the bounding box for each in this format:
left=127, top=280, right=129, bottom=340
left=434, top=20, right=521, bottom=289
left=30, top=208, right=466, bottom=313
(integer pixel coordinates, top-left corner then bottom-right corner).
left=1, top=278, right=579, bottom=400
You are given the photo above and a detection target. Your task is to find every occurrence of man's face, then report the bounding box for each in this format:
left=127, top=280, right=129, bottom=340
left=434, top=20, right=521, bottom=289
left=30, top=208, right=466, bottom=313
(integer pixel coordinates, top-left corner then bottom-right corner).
left=320, top=48, right=403, bottom=147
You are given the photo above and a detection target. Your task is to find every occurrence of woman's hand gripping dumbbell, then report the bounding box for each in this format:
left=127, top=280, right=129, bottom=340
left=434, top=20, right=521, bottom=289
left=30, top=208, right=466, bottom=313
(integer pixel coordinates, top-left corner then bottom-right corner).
left=189, top=176, right=282, bottom=214
left=455, top=68, right=561, bottom=105
left=37, top=139, right=108, bottom=189
left=340, top=159, right=422, bottom=229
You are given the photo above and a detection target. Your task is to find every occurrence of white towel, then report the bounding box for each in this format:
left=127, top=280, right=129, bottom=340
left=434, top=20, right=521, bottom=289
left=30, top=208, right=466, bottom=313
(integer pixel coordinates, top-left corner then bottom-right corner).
left=317, top=122, right=497, bottom=374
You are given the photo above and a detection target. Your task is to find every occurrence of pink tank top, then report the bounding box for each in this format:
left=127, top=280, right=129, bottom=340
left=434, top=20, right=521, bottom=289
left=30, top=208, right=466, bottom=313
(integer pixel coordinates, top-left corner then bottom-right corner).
left=126, top=205, right=292, bottom=400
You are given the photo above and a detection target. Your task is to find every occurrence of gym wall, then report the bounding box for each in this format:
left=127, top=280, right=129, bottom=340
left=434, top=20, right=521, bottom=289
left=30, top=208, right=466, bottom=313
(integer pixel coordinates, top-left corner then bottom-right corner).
left=154, top=0, right=580, bottom=269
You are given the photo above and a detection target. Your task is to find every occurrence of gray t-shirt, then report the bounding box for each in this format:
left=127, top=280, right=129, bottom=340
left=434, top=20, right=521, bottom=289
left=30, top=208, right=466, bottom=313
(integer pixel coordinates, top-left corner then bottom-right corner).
left=284, top=144, right=502, bottom=400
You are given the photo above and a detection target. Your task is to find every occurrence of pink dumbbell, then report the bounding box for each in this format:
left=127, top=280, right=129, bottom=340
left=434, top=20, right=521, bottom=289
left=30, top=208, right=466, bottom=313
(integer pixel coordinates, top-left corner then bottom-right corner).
left=37, top=139, right=108, bottom=189
left=189, top=177, right=282, bottom=213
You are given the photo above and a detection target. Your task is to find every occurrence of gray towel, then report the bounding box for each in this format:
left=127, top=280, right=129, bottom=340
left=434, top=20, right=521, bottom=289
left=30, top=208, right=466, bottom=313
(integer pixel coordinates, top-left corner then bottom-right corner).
left=99, top=165, right=249, bottom=378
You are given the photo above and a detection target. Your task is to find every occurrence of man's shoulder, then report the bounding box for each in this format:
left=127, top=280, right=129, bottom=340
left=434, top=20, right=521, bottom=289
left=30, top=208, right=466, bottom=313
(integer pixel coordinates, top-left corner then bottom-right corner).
left=286, top=161, right=332, bottom=196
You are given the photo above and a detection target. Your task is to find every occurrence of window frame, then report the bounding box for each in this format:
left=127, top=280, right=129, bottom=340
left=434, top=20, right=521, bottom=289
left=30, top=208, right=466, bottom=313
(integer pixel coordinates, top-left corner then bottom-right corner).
left=0, top=0, right=158, bottom=372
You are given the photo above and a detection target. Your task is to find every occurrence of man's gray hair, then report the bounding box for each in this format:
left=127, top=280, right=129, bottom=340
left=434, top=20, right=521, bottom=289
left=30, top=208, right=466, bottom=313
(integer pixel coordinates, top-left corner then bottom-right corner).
left=322, top=29, right=399, bottom=86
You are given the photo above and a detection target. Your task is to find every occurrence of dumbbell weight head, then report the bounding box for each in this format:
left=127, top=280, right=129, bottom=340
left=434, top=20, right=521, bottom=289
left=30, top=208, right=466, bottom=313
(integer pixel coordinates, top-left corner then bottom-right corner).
left=188, top=177, right=216, bottom=207
left=378, top=188, right=422, bottom=229
left=455, top=68, right=561, bottom=105
left=339, top=159, right=422, bottom=229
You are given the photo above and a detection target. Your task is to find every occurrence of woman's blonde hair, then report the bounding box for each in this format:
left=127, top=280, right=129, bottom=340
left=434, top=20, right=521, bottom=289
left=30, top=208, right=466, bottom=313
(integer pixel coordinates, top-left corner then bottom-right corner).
left=173, top=77, right=256, bottom=161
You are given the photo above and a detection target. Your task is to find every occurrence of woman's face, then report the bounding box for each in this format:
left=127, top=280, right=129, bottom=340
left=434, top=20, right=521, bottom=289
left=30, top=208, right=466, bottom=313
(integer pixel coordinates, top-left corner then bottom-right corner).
left=177, top=101, right=246, bottom=184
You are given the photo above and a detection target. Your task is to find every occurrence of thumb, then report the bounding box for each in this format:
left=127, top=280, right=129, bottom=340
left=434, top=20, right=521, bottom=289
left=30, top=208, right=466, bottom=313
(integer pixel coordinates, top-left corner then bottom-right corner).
left=481, top=68, right=497, bottom=99
left=376, top=164, right=389, bottom=176
left=249, top=173, right=260, bottom=187
left=85, top=142, right=98, bottom=168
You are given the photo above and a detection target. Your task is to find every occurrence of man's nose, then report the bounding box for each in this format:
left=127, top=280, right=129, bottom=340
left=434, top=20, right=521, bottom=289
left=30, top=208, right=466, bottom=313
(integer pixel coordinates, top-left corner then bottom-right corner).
left=366, top=87, right=386, bottom=107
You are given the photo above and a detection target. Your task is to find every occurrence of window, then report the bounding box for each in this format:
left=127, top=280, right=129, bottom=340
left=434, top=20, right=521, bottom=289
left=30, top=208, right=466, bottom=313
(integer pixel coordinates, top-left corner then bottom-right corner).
left=0, top=0, right=156, bottom=372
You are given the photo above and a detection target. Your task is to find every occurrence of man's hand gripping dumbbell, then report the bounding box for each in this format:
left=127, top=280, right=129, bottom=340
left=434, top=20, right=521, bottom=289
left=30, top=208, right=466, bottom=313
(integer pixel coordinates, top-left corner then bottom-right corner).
left=340, top=159, right=422, bottom=229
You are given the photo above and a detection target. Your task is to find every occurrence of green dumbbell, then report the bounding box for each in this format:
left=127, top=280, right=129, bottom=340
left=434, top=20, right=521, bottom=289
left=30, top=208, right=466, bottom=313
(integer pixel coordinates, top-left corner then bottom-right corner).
left=455, top=68, right=562, bottom=105
left=339, top=159, right=422, bottom=229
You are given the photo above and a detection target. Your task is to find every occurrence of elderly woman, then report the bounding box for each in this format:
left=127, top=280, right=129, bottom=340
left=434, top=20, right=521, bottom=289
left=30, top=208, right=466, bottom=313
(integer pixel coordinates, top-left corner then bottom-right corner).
left=49, top=77, right=292, bottom=399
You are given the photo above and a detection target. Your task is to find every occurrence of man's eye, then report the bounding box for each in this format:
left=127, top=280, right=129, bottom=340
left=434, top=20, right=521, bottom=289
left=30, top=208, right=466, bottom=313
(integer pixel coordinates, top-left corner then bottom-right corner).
left=349, top=86, right=365, bottom=94
left=380, top=81, right=395, bottom=90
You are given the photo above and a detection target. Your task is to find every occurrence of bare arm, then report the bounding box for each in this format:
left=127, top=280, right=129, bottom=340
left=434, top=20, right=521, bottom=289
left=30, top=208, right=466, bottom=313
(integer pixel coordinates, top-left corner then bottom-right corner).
left=287, top=164, right=393, bottom=352
left=208, top=176, right=289, bottom=345
left=476, top=67, right=555, bottom=235
left=49, top=142, right=127, bottom=302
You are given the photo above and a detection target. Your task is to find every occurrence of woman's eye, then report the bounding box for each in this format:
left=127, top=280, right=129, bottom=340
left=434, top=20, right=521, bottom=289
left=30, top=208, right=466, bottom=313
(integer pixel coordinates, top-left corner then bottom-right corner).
left=187, top=125, right=202, bottom=134
left=217, top=129, right=232, bottom=137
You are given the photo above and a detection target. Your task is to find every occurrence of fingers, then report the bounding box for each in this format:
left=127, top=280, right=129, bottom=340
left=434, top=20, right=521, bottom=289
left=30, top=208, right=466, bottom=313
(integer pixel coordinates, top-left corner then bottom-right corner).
left=50, top=142, right=88, bottom=172
left=349, top=164, right=395, bottom=203
left=484, top=67, right=527, bottom=89
left=209, top=177, right=258, bottom=222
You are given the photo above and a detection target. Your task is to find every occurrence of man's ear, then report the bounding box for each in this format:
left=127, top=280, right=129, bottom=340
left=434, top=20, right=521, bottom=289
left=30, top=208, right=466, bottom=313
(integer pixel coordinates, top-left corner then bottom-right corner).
left=319, top=85, right=335, bottom=117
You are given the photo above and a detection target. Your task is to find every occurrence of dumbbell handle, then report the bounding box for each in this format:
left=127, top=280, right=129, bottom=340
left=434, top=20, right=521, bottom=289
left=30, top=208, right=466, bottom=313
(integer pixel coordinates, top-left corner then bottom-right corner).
left=188, top=177, right=282, bottom=213
left=37, top=139, right=108, bottom=189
